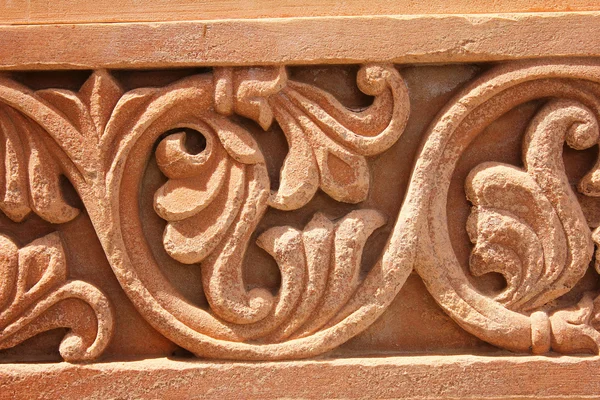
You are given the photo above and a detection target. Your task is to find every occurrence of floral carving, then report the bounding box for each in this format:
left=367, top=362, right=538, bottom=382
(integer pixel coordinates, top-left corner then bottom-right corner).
left=0, top=233, right=113, bottom=362
left=3, top=60, right=600, bottom=362
left=0, top=103, right=79, bottom=224
left=0, top=63, right=411, bottom=361
left=154, top=125, right=263, bottom=265
left=466, top=100, right=598, bottom=311
left=258, top=210, right=386, bottom=341
left=408, top=60, right=600, bottom=355
left=213, top=65, right=410, bottom=210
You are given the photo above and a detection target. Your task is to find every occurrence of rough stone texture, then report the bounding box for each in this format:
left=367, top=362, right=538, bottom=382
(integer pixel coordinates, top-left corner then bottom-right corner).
left=6, top=13, right=600, bottom=69
left=2, top=355, right=600, bottom=399
left=2, top=3, right=600, bottom=399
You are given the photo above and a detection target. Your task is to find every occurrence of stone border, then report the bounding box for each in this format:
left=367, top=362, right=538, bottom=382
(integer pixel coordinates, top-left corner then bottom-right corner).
left=1, top=12, right=600, bottom=70
left=1, top=355, right=599, bottom=399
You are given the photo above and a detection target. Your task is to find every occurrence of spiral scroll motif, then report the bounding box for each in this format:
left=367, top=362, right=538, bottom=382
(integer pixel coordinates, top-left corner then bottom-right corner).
left=0, top=65, right=412, bottom=360
left=101, top=64, right=413, bottom=359
left=409, top=61, right=600, bottom=354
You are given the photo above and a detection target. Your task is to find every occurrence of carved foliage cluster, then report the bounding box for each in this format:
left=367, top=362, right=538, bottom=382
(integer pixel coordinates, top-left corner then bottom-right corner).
left=0, top=233, right=113, bottom=361
left=0, top=64, right=410, bottom=361
left=410, top=61, right=600, bottom=355
left=1, top=61, right=600, bottom=362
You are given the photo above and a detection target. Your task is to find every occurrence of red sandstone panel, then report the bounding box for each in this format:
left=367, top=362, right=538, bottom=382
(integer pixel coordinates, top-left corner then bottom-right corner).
left=0, top=8, right=600, bottom=400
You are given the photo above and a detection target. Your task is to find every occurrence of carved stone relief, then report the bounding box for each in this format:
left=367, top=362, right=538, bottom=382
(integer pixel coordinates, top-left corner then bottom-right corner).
left=1, top=60, right=600, bottom=362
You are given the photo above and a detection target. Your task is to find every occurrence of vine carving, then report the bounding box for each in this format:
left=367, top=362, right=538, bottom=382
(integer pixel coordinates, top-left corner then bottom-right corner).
left=1, top=61, right=600, bottom=361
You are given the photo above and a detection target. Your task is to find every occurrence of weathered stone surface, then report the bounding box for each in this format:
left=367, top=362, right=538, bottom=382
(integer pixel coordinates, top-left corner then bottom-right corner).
left=2, top=4, right=600, bottom=399
left=2, top=355, right=600, bottom=399
left=6, top=13, right=600, bottom=69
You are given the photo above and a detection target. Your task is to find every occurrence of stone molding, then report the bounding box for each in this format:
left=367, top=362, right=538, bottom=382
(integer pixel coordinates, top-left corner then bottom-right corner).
left=2, top=13, right=600, bottom=69
left=2, top=355, right=600, bottom=399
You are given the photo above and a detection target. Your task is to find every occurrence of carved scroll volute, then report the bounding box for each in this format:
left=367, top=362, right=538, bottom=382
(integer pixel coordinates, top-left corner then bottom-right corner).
left=89, top=63, right=417, bottom=360
left=6, top=61, right=600, bottom=361
left=409, top=61, right=600, bottom=355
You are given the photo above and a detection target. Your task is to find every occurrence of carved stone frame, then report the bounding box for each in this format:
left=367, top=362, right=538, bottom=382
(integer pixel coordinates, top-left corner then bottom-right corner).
left=2, top=10, right=600, bottom=399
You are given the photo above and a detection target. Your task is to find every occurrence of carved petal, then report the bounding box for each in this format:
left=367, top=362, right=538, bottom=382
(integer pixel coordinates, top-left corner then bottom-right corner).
left=36, top=70, right=123, bottom=140
left=26, top=130, right=79, bottom=224
left=212, top=64, right=409, bottom=211
left=0, top=279, right=114, bottom=362
left=13, top=233, right=67, bottom=309
left=285, top=64, right=410, bottom=156
left=255, top=226, right=305, bottom=326
left=267, top=213, right=334, bottom=341
left=205, top=117, right=264, bottom=165
left=0, top=234, right=18, bottom=310
left=155, top=156, right=229, bottom=221
left=154, top=127, right=226, bottom=221
left=269, top=102, right=319, bottom=210
left=467, top=208, right=544, bottom=307
left=153, top=117, right=264, bottom=269
left=79, top=70, right=124, bottom=136
left=36, top=89, right=94, bottom=136
left=315, top=143, right=370, bottom=204
left=0, top=106, right=30, bottom=222
left=466, top=163, right=566, bottom=310
left=276, top=94, right=371, bottom=204
left=102, top=87, right=156, bottom=148
left=295, top=209, right=386, bottom=337
left=0, top=105, right=80, bottom=224
left=162, top=162, right=245, bottom=264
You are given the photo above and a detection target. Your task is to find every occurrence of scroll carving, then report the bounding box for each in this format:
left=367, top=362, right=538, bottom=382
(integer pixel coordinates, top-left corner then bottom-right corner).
left=465, top=100, right=597, bottom=312
left=410, top=61, right=600, bottom=355
left=0, top=233, right=113, bottom=362
left=0, top=64, right=412, bottom=360
left=2, top=60, right=600, bottom=362
left=109, top=64, right=410, bottom=359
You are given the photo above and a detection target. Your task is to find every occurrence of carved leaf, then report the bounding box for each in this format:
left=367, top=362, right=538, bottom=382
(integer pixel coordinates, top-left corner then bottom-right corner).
left=466, top=164, right=566, bottom=310
left=550, top=293, right=600, bottom=354
left=0, top=234, right=17, bottom=311
left=0, top=71, right=127, bottom=224
left=0, top=233, right=114, bottom=362
left=466, top=100, right=598, bottom=311
left=38, top=70, right=124, bottom=139
left=212, top=64, right=410, bottom=210
left=78, top=70, right=124, bottom=136
left=162, top=162, right=245, bottom=264
left=0, top=65, right=414, bottom=361
left=26, top=130, right=80, bottom=223
left=263, top=103, right=319, bottom=210
left=154, top=123, right=258, bottom=265
left=111, top=66, right=410, bottom=358
left=280, top=209, right=387, bottom=339
left=205, top=208, right=387, bottom=341
left=13, top=233, right=67, bottom=308
left=0, top=105, right=79, bottom=224
left=407, top=62, right=600, bottom=356
left=0, top=107, right=30, bottom=221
